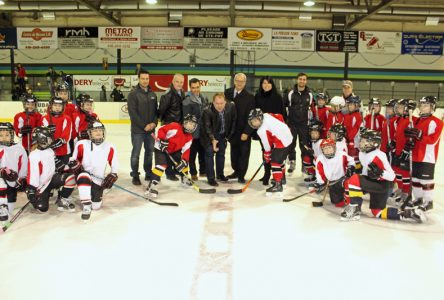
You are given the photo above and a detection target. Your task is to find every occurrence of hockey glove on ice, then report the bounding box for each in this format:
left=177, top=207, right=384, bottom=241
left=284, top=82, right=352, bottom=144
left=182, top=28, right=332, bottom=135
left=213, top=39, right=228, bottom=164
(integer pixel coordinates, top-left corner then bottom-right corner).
left=102, top=173, right=118, bottom=189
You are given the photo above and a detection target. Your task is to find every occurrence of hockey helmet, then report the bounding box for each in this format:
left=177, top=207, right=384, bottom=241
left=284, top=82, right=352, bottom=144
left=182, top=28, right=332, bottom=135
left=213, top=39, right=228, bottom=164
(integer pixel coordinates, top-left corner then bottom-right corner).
left=308, top=120, right=323, bottom=142
left=183, top=114, right=198, bottom=134
left=418, top=96, right=437, bottom=117
left=385, top=99, right=398, bottom=108
left=315, top=93, right=329, bottom=106
left=330, top=96, right=345, bottom=108
left=395, top=99, right=416, bottom=116
left=49, top=96, right=65, bottom=116
left=0, top=122, right=15, bottom=146
left=32, top=126, right=53, bottom=150
left=21, top=93, right=38, bottom=112
left=359, top=129, right=381, bottom=153
left=56, top=83, right=69, bottom=92
left=76, top=93, right=94, bottom=113
left=88, top=121, right=106, bottom=145
left=320, top=138, right=336, bottom=159
left=248, top=108, right=264, bottom=129
left=328, top=124, right=346, bottom=142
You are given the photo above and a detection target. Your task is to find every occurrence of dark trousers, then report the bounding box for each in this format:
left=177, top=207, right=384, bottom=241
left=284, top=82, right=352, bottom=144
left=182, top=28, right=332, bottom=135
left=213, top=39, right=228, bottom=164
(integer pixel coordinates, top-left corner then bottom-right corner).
left=288, top=123, right=309, bottom=161
left=230, top=137, right=251, bottom=179
left=130, top=132, right=154, bottom=178
left=189, top=138, right=206, bottom=176
left=205, top=135, right=227, bottom=181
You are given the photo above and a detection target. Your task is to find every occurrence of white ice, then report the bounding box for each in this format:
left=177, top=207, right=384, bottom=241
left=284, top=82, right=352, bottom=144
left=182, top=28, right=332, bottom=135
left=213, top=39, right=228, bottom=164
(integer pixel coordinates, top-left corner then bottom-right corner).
left=1, top=123, right=444, bottom=300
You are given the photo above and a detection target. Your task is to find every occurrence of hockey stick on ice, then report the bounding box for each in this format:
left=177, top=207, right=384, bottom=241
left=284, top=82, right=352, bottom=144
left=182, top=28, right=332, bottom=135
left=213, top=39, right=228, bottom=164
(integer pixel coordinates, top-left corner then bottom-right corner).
left=312, top=180, right=330, bottom=207
left=1, top=200, right=32, bottom=233
left=113, top=183, right=179, bottom=207
left=166, top=153, right=216, bottom=194
left=227, top=162, right=264, bottom=194
left=283, top=189, right=316, bottom=202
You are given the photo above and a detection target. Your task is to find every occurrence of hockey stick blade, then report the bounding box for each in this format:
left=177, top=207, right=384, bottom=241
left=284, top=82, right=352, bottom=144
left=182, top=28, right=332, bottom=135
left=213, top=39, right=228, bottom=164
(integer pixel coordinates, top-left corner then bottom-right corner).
left=114, top=184, right=179, bottom=207
left=227, top=188, right=243, bottom=194
left=283, top=190, right=315, bottom=202
left=199, top=188, right=216, bottom=194
left=312, top=201, right=323, bottom=207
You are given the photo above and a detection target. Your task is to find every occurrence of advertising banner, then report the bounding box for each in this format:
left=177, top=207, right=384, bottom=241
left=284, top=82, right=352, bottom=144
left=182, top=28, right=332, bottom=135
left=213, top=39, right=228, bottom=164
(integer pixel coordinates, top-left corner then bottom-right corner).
left=228, top=27, right=272, bottom=51
left=183, top=27, right=227, bottom=49
left=17, top=27, right=58, bottom=49
left=98, top=27, right=140, bottom=49
left=140, top=27, right=183, bottom=50
left=0, top=28, right=17, bottom=49
left=401, top=32, right=444, bottom=55
left=316, top=31, right=358, bottom=52
left=58, top=27, right=98, bottom=49
left=74, top=75, right=112, bottom=92
left=358, top=31, right=402, bottom=54
left=272, top=29, right=315, bottom=51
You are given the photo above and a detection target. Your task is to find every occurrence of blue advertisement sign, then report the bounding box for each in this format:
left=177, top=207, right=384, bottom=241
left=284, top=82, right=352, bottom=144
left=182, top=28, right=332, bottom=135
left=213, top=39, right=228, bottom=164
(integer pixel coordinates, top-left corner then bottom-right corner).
left=0, top=28, right=17, bottom=49
left=402, top=32, right=444, bottom=55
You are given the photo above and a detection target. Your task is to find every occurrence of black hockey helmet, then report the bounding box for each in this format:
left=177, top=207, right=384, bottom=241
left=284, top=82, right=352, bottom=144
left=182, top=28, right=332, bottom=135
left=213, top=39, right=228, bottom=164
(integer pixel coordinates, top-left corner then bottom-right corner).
left=418, top=96, right=437, bottom=117
left=248, top=108, right=264, bottom=129
left=359, top=129, right=381, bottom=153
left=328, top=123, right=346, bottom=141
left=183, top=114, right=198, bottom=134
left=308, top=120, right=323, bottom=142
left=32, top=126, right=53, bottom=150
left=396, top=98, right=416, bottom=116
left=56, top=83, right=69, bottom=92
left=21, top=93, right=38, bottom=112
left=0, top=122, right=15, bottom=146
left=385, top=99, right=398, bottom=108
left=315, top=93, right=329, bottom=105
left=368, top=97, right=381, bottom=106
left=346, top=95, right=361, bottom=105
left=49, top=96, right=65, bottom=116
left=87, top=121, right=106, bottom=145
left=76, top=93, right=94, bottom=113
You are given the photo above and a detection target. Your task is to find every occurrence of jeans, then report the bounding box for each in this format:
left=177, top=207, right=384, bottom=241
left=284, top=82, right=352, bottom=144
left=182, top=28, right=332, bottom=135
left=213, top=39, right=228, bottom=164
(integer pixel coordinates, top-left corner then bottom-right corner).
left=205, top=135, right=227, bottom=181
left=130, top=132, right=154, bottom=178
left=189, top=138, right=206, bottom=176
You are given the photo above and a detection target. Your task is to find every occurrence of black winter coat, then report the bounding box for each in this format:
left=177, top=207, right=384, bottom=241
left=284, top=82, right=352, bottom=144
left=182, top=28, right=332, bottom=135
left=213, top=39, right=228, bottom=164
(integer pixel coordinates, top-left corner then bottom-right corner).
left=200, top=102, right=237, bottom=148
left=284, top=86, right=313, bottom=126
left=224, top=87, right=255, bottom=139
left=127, top=84, right=158, bottom=134
left=255, top=90, right=286, bottom=120
left=159, top=85, right=184, bottom=124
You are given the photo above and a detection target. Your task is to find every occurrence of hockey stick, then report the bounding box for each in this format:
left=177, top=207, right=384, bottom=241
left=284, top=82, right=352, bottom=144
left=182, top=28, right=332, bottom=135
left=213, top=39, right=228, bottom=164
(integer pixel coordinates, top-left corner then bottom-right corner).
left=113, top=183, right=179, bottom=207
left=408, top=109, right=414, bottom=198
left=1, top=200, right=32, bottom=233
left=370, top=107, right=375, bottom=130
left=312, top=180, right=330, bottom=207
left=25, top=110, right=30, bottom=153
left=227, top=162, right=264, bottom=194
left=166, top=153, right=216, bottom=194
left=283, top=189, right=316, bottom=202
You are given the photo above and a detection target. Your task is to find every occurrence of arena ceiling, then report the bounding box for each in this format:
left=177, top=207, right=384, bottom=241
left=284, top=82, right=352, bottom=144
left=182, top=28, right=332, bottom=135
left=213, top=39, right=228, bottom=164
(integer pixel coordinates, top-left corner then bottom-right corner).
left=0, top=0, right=443, bottom=27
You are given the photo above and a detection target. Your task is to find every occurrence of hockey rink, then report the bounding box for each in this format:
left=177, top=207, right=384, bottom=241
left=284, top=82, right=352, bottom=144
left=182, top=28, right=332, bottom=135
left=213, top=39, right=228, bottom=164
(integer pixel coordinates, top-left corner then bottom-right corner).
left=1, top=123, right=443, bottom=300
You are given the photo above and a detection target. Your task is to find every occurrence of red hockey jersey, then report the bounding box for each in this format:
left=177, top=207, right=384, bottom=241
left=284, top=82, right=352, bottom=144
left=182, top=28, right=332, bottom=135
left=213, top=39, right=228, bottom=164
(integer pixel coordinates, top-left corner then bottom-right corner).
left=13, top=111, right=43, bottom=150
left=364, top=113, right=385, bottom=132
left=343, top=111, right=362, bottom=148
left=42, top=114, right=72, bottom=156
left=155, top=122, right=193, bottom=161
left=395, top=116, right=418, bottom=156
left=412, top=115, right=443, bottom=164
left=325, top=111, right=344, bottom=133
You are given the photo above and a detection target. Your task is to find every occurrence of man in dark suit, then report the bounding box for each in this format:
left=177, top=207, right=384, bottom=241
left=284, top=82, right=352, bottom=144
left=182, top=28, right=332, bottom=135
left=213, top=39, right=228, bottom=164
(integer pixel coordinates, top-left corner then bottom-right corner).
left=224, top=73, right=255, bottom=183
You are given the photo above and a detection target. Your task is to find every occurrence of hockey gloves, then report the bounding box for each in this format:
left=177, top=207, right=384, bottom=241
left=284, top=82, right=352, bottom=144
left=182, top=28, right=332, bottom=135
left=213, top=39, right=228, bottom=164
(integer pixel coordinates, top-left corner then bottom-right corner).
left=102, top=173, right=118, bottom=189
left=309, top=182, right=326, bottom=194
left=85, top=114, right=97, bottom=123
left=26, top=185, right=38, bottom=204
left=50, top=138, right=65, bottom=150
left=47, top=125, right=56, bottom=135
left=68, top=159, right=82, bottom=176
left=345, top=165, right=356, bottom=178
left=79, top=130, right=90, bottom=140
left=263, top=151, right=271, bottom=163
left=367, top=162, right=384, bottom=180
left=175, top=159, right=188, bottom=173
left=388, top=140, right=396, bottom=152
left=20, top=125, right=33, bottom=135
left=159, top=140, right=169, bottom=152
left=54, top=157, right=66, bottom=173
left=16, top=177, right=27, bottom=192
left=404, top=140, right=415, bottom=152
left=404, top=127, right=422, bottom=141
left=0, top=167, right=19, bottom=182
left=305, top=147, right=315, bottom=157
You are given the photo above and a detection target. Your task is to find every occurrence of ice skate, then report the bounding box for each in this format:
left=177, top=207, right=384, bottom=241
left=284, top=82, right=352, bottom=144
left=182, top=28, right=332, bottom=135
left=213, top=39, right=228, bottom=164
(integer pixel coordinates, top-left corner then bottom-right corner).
left=340, top=204, right=361, bottom=221
left=56, top=196, right=75, bottom=212
left=266, top=181, right=283, bottom=198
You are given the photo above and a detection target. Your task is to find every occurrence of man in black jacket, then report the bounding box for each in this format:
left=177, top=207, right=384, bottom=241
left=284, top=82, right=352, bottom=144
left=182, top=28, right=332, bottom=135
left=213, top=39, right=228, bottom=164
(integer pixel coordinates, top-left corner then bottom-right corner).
left=284, top=72, right=313, bottom=174
left=159, top=73, right=185, bottom=181
left=201, top=93, right=236, bottom=186
left=127, top=70, right=158, bottom=185
left=224, top=73, right=255, bottom=183
left=183, top=78, right=209, bottom=181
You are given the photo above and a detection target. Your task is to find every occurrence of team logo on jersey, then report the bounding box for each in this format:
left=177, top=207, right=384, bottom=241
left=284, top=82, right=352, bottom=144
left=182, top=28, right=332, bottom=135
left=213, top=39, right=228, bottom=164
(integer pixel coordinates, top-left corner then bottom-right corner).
left=21, top=28, right=53, bottom=41
left=237, top=29, right=263, bottom=41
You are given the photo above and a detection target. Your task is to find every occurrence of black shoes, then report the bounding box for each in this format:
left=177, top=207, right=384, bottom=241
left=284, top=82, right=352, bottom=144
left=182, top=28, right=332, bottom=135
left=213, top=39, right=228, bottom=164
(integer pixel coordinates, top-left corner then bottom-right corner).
left=227, top=172, right=238, bottom=179
left=217, top=175, right=229, bottom=182
left=238, top=177, right=246, bottom=184
left=208, top=179, right=219, bottom=187
left=166, top=174, right=179, bottom=181
left=132, top=176, right=142, bottom=186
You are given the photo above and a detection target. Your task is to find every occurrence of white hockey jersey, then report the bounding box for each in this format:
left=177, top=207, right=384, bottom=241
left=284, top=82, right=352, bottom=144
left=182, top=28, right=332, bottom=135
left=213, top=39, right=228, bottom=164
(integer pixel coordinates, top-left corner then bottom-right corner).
left=257, top=113, right=293, bottom=152
left=359, top=149, right=395, bottom=181
left=71, top=140, right=119, bottom=186
left=27, top=148, right=56, bottom=193
left=0, top=143, right=28, bottom=187
left=336, top=139, right=348, bottom=154
left=315, top=151, right=355, bottom=184
left=312, top=139, right=322, bottom=159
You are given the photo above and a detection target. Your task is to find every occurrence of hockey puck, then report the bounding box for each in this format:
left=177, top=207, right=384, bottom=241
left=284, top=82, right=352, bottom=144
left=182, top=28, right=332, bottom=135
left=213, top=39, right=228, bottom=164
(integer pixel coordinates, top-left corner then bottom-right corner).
left=312, top=201, right=323, bottom=207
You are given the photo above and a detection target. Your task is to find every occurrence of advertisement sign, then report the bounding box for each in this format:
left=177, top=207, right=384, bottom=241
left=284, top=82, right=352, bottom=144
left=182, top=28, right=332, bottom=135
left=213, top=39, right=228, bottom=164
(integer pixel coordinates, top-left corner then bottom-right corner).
left=74, top=75, right=112, bottom=92
left=58, top=27, right=98, bottom=49
left=98, top=27, right=140, bottom=49
left=196, top=76, right=231, bottom=92
left=140, top=27, right=183, bottom=50
left=316, top=31, right=358, bottom=52
left=228, top=27, right=272, bottom=51
left=271, top=29, right=315, bottom=51
left=0, top=28, right=17, bottom=49
left=131, top=74, right=189, bottom=92
left=401, top=32, right=444, bottom=55
left=183, top=27, right=227, bottom=49
left=359, top=31, right=402, bottom=54
left=17, top=27, right=58, bottom=49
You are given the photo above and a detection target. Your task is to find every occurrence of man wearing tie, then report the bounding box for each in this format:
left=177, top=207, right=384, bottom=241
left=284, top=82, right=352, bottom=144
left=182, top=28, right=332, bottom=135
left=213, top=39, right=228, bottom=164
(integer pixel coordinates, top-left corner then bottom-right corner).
left=159, top=73, right=185, bottom=181
left=224, top=73, right=255, bottom=183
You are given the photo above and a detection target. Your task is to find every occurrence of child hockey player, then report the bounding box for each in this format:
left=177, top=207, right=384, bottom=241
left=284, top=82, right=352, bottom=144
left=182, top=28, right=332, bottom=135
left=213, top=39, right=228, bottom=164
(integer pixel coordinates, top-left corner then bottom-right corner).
left=311, top=93, right=329, bottom=138
left=247, top=109, right=293, bottom=197
left=325, top=96, right=345, bottom=133
left=310, top=138, right=355, bottom=207
left=0, top=123, right=28, bottom=221
left=42, top=97, right=72, bottom=164
left=364, top=98, right=385, bottom=132
left=343, top=95, right=363, bottom=168
left=341, top=129, right=426, bottom=223
left=327, top=123, right=348, bottom=154
left=13, top=93, right=42, bottom=153
left=302, top=120, right=323, bottom=183
left=404, top=96, right=443, bottom=212
left=57, top=84, right=78, bottom=151
left=26, top=127, right=76, bottom=213
left=391, top=99, right=417, bottom=205
left=74, top=94, right=98, bottom=140
left=145, top=114, right=197, bottom=200
left=380, top=99, right=398, bottom=153
left=67, top=121, right=118, bottom=220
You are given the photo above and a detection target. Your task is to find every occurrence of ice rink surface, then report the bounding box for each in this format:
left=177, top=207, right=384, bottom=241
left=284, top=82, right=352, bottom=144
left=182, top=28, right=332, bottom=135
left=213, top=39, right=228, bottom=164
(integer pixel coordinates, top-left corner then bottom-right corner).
left=1, top=123, right=444, bottom=300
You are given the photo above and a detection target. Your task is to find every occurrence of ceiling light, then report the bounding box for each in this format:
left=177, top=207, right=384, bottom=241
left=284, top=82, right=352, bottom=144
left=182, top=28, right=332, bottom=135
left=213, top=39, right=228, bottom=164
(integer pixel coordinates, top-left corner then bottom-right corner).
left=304, top=1, right=315, bottom=7
left=146, top=0, right=158, bottom=4
left=426, top=16, right=439, bottom=26
left=0, top=1, right=5, bottom=5
left=299, top=13, right=312, bottom=21
left=42, top=12, right=56, bottom=20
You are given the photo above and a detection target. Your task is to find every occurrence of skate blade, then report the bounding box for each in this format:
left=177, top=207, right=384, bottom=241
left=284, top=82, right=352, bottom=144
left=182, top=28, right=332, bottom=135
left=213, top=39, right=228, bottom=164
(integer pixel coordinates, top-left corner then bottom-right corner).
left=266, top=192, right=283, bottom=198
left=57, top=207, right=76, bottom=213
left=340, top=215, right=361, bottom=222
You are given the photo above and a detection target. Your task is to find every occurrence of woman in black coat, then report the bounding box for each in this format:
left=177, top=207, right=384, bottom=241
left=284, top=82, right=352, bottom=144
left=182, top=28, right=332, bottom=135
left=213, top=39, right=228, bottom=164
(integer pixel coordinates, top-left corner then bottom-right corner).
left=254, top=76, right=286, bottom=185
